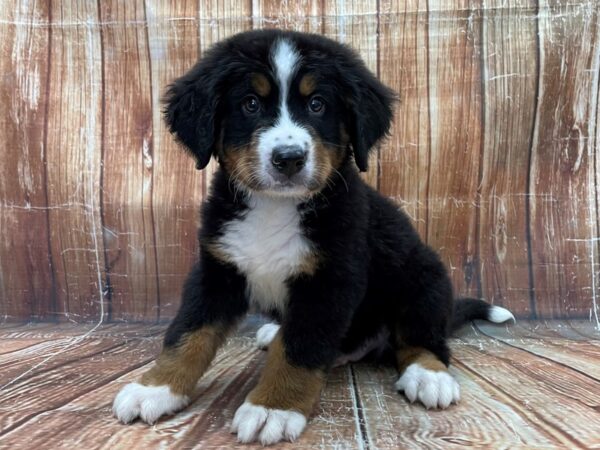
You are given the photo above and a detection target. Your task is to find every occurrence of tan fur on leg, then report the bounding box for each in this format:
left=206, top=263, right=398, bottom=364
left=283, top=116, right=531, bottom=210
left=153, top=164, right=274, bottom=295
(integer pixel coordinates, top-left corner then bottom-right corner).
left=247, top=333, right=324, bottom=416
left=395, top=346, right=447, bottom=374
left=141, top=325, right=229, bottom=396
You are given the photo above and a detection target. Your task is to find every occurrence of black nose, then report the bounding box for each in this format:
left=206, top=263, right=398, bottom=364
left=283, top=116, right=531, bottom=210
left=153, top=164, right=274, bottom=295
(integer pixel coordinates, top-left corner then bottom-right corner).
left=271, top=145, right=307, bottom=177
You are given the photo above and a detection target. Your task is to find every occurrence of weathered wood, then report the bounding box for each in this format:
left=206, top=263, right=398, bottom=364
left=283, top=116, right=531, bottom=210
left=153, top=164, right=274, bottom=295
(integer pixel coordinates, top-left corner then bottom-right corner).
left=0, top=326, right=161, bottom=383
left=378, top=1, right=430, bottom=238
left=379, top=1, right=484, bottom=298
left=252, top=0, right=322, bottom=32
left=1, top=2, right=600, bottom=322
left=0, top=331, right=360, bottom=449
left=99, top=0, right=160, bottom=322
left=44, top=1, right=106, bottom=322
left=482, top=335, right=600, bottom=380
left=0, top=338, right=161, bottom=433
left=356, top=363, right=557, bottom=449
left=456, top=337, right=600, bottom=447
left=1, top=322, right=599, bottom=448
left=0, top=0, right=54, bottom=320
left=0, top=340, right=47, bottom=356
left=478, top=0, right=538, bottom=317
left=528, top=0, right=600, bottom=318
left=145, top=1, right=204, bottom=320
left=425, top=0, right=484, bottom=300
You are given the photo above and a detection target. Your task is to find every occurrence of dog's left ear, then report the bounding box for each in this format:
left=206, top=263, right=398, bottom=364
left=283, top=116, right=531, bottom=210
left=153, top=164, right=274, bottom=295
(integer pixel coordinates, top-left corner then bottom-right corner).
left=344, top=68, right=396, bottom=172
left=163, top=58, right=222, bottom=170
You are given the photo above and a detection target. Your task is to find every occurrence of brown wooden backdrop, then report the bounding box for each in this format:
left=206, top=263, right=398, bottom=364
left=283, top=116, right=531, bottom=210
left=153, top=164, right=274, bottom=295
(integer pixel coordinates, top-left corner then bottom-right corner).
left=0, top=0, right=599, bottom=323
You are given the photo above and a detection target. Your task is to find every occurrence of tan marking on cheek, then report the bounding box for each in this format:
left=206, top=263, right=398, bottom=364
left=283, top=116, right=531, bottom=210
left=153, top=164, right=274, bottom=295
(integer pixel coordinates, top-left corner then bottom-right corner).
left=251, top=73, right=271, bottom=97
left=141, top=325, right=230, bottom=395
left=310, top=137, right=346, bottom=192
left=247, top=333, right=325, bottom=416
left=395, top=346, right=447, bottom=374
left=219, top=141, right=262, bottom=190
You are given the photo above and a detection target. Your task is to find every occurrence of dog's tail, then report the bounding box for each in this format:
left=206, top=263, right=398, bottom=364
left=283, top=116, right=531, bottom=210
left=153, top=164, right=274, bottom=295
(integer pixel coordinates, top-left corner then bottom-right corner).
left=450, top=298, right=515, bottom=333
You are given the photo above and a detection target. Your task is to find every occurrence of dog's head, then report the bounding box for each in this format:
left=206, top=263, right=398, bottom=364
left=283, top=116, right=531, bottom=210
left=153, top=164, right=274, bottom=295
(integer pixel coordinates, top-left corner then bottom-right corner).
left=164, top=30, right=395, bottom=198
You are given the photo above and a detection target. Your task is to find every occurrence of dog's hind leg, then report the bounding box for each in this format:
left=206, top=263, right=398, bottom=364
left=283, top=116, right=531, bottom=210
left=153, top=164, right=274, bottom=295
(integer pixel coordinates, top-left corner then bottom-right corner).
left=112, top=252, right=248, bottom=424
left=392, top=246, right=460, bottom=409
left=394, top=345, right=460, bottom=409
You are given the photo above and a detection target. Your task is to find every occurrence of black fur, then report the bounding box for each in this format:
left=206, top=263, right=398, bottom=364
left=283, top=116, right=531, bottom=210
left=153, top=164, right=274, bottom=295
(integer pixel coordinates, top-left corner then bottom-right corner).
left=450, top=298, right=494, bottom=333
left=162, top=30, right=504, bottom=373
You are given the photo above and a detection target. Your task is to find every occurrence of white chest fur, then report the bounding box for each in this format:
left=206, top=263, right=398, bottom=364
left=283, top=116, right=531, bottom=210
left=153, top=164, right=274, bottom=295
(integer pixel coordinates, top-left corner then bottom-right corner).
left=215, top=195, right=313, bottom=313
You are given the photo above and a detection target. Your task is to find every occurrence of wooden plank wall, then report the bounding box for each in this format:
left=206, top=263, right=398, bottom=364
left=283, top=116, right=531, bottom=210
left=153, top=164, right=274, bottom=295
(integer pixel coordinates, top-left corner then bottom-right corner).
left=0, top=0, right=599, bottom=322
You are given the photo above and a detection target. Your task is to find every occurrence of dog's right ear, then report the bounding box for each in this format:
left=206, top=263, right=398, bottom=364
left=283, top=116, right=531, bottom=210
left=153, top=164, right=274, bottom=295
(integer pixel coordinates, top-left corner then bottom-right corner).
left=163, top=60, right=221, bottom=170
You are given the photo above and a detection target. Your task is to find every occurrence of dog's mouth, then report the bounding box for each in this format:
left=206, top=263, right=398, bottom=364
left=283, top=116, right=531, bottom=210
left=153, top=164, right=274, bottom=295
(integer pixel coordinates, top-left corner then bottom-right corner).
left=221, top=142, right=330, bottom=198
left=251, top=171, right=320, bottom=197
left=228, top=168, right=323, bottom=199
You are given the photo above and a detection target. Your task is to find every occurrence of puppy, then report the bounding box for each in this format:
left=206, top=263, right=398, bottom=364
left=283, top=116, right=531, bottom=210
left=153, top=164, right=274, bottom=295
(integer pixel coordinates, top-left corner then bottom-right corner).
left=112, top=29, right=514, bottom=445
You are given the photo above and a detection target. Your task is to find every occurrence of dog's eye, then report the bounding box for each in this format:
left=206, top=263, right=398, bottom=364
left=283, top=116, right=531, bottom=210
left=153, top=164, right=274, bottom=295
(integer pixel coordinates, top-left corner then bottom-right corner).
left=308, top=96, right=325, bottom=115
left=242, top=95, right=260, bottom=115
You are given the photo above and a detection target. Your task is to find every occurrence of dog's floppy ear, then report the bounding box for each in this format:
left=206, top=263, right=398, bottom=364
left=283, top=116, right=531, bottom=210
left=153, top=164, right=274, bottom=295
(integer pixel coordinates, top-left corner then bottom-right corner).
left=163, top=59, right=222, bottom=170
left=345, top=67, right=396, bottom=172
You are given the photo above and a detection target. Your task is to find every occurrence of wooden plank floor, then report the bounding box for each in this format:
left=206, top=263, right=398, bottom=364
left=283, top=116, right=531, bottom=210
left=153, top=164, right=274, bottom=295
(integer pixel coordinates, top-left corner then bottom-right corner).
left=0, top=319, right=598, bottom=449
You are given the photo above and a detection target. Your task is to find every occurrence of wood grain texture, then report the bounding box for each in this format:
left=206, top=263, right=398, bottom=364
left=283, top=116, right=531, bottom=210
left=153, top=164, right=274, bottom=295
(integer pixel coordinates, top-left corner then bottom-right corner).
left=0, top=0, right=55, bottom=320
left=475, top=322, right=600, bottom=378
left=456, top=342, right=600, bottom=447
left=528, top=1, right=600, bottom=318
left=0, top=323, right=361, bottom=449
left=45, top=1, right=106, bottom=322
left=0, top=2, right=600, bottom=321
left=99, top=0, right=159, bottom=322
left=355, top=363, right=557, bottom=449
left=425, top=0, right=484, bottom=300
left=145, top=1, right=204, bottom=320
left=378, top=0, right=430, bottom=238
left=478, top=0, right=538, bottom=317
left=1, top=321, right=599, bottom=448
left=252, top=0, right=322, bottom=32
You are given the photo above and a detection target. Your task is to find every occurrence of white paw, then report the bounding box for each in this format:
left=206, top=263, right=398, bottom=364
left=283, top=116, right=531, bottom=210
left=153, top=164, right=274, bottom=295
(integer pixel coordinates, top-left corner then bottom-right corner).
left=394, top=363, right=460, bottom=409
left=230, top=401, right=306, bottom=445
left=112, top=382, right=189, bottom=424
left=255, top=323, right=280, bottom=349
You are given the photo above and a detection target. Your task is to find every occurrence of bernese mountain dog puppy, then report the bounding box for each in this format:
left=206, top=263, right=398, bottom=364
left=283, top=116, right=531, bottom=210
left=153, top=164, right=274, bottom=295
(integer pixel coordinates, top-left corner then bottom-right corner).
left=113, top=29, right=514, bottom=445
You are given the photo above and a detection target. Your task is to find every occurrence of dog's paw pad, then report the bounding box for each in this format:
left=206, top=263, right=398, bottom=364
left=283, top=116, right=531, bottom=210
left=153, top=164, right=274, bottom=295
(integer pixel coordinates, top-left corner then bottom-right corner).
left=112, top=382, right=189, bottom=424
left=255, top=323, right=280, bottom=349
left=230, top=401, right=306, bottom=445
left=395, top=364, right=460, bottom=409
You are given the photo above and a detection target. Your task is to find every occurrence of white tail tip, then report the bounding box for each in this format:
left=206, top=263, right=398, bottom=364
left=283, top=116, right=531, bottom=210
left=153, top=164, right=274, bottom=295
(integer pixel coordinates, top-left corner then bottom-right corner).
left=488, top=306, right=515, bottom=323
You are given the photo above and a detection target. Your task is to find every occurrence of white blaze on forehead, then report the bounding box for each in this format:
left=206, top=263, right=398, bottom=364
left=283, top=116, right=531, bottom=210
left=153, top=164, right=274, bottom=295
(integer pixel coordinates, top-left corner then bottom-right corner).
left=270, top=38, right=301, bottom=125
left=272, top=39, right=300, bottom=96
left=255, top=38, right=315, bottom=193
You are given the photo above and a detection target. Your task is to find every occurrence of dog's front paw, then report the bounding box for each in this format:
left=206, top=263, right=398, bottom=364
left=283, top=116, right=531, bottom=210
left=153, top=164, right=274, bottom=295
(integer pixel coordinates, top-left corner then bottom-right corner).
left=230, top=401, right=306, bottom=445
left=395, top=363, right=460, bottom=409
left=112, top=382, right=189, bottom=424
left=255, top=323, right=280, bottom=349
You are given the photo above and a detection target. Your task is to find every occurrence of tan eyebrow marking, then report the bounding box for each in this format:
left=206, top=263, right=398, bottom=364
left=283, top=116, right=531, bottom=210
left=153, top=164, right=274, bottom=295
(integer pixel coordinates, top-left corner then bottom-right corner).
left=251, top=73, right=271, bottom=97
left=299, top=73, right=317, bottom=96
